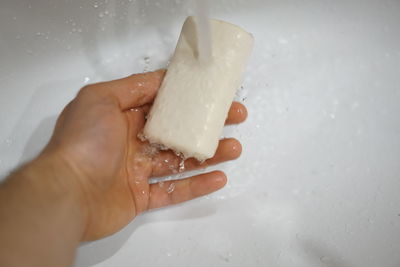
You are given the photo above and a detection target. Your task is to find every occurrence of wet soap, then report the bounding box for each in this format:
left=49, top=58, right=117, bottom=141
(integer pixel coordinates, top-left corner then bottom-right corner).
left=143, top=16, right=253, bottom=161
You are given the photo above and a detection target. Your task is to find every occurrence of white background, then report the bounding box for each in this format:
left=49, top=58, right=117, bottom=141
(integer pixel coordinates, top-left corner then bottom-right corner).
left=1, top=0, right=399, bottom=266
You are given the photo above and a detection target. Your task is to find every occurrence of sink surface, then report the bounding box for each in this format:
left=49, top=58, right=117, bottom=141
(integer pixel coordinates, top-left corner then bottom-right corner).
left=1, top=0, right=400, bottom=266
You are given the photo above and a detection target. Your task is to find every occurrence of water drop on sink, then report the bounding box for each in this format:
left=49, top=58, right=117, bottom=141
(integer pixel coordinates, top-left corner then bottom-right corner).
left=4, top=139, right=13, bottom=146
left=320, top=256, right=331, bottom=263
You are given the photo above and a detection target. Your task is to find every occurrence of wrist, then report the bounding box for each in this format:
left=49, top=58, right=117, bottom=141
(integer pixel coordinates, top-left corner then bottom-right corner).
left=15, top=151, right=88, bottom=240
left=0, top=151, right=88, bottom=266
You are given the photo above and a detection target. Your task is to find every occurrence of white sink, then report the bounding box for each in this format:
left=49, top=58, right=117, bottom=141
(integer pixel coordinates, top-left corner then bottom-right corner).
left=1, top=0, right=400, bottom=266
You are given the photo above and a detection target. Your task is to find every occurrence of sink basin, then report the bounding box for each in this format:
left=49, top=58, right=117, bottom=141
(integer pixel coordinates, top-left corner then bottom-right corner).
left=1, top=0, right=400, bottom=266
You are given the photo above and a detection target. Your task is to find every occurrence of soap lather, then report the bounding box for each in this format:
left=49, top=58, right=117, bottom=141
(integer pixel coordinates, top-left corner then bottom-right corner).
left=143, top=16, right=254, bottom=161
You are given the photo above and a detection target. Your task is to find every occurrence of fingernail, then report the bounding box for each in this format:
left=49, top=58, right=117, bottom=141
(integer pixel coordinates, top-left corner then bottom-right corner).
left=213, top=172, right=227, bottom=184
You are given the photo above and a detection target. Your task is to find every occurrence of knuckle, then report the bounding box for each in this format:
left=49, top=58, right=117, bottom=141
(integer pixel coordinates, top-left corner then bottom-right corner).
left=79, top=84, right=97, bottom=96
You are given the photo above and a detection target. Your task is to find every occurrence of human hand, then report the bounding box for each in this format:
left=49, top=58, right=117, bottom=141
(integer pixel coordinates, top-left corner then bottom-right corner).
left=43, top=70, right=247, bottom=241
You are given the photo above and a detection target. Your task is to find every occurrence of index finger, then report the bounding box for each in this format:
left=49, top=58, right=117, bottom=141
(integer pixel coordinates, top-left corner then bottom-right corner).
left=91, top=70, right=166, bottom=110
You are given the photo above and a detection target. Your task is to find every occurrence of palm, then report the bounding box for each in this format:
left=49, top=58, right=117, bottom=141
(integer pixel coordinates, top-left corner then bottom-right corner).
left=50, top=71, right=247, bottom=241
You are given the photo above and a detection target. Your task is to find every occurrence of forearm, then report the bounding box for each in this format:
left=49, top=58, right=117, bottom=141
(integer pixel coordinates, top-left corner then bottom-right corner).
left=0, top=153, right=85, bottom=267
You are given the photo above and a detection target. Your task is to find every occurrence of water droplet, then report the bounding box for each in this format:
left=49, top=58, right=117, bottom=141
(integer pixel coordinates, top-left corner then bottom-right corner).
left=320, top=256, right=331, bottom=263
left=4, top=139, right=13, bottom=146
left=278, top=38, right=288, bottom=44
left=295, top=233, right=303, bottom=240
left=98, top=12, right=104, bottom=18
left=351, top=101, right=360, bottom=110
left=141, top=190, right=145, bottom=195
left=178, top=158, right=185, bottom=172
left=137, top=132, right=147, bottom=141
left=159, top=181, right=164, bottom=188
left=83, top=77, right=91, bottom=84
left=167, top=183, right=175, bottom=194
left=219, top=252, right=233, bottom=262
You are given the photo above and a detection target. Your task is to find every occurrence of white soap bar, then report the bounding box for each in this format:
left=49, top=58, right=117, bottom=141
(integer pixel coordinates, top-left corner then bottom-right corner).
left=143, top=16, right=254, bottom=161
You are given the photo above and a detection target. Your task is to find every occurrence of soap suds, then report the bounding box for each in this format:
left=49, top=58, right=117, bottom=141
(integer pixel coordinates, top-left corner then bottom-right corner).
left=141, top=144, right=160, bottom=157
